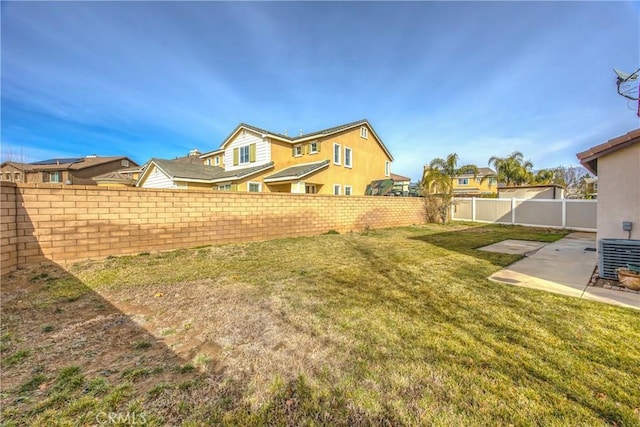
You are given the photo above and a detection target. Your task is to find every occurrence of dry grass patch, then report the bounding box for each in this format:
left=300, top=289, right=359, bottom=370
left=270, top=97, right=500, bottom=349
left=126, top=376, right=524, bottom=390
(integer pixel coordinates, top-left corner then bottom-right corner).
left=2, top=223, right=639, bottom=425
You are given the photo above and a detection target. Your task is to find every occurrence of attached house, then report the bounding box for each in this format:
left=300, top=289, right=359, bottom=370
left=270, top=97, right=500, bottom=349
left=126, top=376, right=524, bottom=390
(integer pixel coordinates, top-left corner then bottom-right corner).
left=577, top=128, right=640, bottom=241
left=0, top=156, right=138, bottom=185
left=139, top=119, right=394, bottom=195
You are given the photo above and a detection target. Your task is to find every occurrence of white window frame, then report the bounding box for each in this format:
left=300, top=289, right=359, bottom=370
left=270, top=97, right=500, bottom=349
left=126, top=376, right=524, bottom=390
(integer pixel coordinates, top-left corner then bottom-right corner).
left=305, top=184, right=316, bottom=194
left=121, top=159, right=130, bottom=167
left=333, top=184, right=341, bottom=195
left=360, top=127, right=368, bottom=139
left=217, top=184, right=232, bottom=191
left=458, top=178, right=469, bottom=185
left=205, top=158, right=212, bottom=166
left=344, top=147, right=352, bottom=168
left=239, top=145, right=251, bottom=164
left=214, top=156, right=220, bottom=166
left=309, top=142, right=319, bottom=154
left=344, top=185, right=353, bottom=196
left=248, top=182, right=261, bottom=193
left=384, top=161, right=390, bottom=177
left=333, top=143, right=341, bottom=165
left=294, top=145, right=303, bottom=157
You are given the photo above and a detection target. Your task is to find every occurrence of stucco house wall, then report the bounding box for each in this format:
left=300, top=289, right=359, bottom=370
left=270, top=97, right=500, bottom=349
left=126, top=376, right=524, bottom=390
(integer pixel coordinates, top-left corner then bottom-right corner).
left=596, top=143, right=640, bottom=240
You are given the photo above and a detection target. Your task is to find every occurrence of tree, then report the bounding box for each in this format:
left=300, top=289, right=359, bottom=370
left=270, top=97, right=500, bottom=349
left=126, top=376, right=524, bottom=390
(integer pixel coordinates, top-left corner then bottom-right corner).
left=488, top=151, right=533, bottom=186
left=531, top=169, right=554, bottom=185
left=422, top=153, right=478, bottom=224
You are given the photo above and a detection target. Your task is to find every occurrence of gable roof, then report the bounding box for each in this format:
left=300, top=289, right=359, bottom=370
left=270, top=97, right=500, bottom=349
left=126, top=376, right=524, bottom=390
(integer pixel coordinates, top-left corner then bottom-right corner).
left=147, top=158, right=224, bottom=182
left=577, top=128, right=640, bottom=175
left=137, top=158, right=273, bottom=185
left=263, top=160, right=329, bottom=183
left=209, top=162, right=274, bottom=183
left=215, top=119, right=394, bottom=161
left=390, top=173, right=411, bottom=182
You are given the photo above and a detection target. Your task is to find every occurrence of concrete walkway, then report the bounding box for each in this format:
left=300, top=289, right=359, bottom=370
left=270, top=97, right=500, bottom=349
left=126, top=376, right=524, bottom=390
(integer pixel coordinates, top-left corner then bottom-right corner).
left=488, top=232, right=640, bottom=311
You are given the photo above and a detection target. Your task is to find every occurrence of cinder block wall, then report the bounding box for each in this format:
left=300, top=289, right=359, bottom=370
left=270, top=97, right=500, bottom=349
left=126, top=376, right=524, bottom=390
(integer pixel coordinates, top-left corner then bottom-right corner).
left=1, top=183, right=425, bottom=272
left=1, top=183, right=18, bottom=273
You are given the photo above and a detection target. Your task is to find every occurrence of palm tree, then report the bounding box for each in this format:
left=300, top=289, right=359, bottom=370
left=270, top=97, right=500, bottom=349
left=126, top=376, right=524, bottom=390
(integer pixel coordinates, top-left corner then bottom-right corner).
left=532, top=169, right=554, bottom=185
left=488, top=151, right=533, bottom=186
left=422, top=153, right=478, bottom=223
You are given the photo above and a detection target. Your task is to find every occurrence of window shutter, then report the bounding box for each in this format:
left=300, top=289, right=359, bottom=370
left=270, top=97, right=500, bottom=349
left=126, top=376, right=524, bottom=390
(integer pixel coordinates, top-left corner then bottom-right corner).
left=249, top=143, right=256, bottom=162
left=233, top=148, right=239, bottom=166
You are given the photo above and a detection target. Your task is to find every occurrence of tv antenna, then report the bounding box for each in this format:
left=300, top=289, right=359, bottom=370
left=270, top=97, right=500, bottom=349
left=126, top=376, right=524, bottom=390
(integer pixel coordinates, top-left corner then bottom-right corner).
left=614, top=67, right=639, bottom=116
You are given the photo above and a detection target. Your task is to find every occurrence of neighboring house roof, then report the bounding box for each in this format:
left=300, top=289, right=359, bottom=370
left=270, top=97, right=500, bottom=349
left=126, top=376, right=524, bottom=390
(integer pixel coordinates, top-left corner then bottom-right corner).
left=93, top=171, right=137, bottom=185
left=1, top=156, right=137, bottom=172
left=209, top=162, right=275, bottom=183
left=577, top=128, right=640, bottom=175
left=213, top=119, right=394, bottom=161
left=151, top=158, right=223, bottom=182
left=263, top=160, right=330, bottom=183
left=138, top=158, right=274, bottom=185
left=390, top=173, right=411, bottom=182
left=454, top=167, right=495, bottom=177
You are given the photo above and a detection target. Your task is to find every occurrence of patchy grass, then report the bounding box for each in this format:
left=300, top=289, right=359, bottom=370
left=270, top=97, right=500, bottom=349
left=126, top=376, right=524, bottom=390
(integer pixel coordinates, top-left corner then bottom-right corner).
left=2, top=223, right=639, bottom=425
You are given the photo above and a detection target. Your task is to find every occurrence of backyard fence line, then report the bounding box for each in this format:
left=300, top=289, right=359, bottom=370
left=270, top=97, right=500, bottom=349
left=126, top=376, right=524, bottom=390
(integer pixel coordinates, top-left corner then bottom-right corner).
left=451, top=197, right=597, bottom=232
left=0, top=182, right=426, bottom=273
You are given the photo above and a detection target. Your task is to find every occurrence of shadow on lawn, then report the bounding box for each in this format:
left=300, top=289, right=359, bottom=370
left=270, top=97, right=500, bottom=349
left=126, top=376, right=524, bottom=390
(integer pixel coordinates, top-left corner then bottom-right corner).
left=407, top=223, right=565, bottom=268
left=0, top=261, right=198, bottom=423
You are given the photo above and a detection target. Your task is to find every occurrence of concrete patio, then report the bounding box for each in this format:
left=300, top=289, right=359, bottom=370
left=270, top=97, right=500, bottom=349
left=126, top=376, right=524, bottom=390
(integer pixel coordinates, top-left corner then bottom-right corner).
left=485, top=232, right=640, bottom=311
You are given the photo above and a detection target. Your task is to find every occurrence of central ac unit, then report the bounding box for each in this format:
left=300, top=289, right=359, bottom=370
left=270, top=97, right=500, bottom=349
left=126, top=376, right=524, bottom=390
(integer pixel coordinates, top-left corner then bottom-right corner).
left=598, top=239, right=640, bottom=280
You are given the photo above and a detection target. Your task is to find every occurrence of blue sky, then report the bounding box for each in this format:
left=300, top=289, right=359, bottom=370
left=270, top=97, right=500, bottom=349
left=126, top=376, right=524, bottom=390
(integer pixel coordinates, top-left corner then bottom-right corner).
left=1, top=1, right=639, bottom=181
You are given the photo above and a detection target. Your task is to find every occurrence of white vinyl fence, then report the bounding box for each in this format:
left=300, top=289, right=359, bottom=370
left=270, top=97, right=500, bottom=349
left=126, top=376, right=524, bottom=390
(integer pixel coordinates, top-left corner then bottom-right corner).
left=451, top=198, right=596, bottom=232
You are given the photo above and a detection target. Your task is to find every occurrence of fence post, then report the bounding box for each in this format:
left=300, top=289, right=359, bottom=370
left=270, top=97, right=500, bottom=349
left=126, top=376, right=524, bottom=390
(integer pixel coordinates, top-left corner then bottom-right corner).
left=511, top=198, right=516, bottom=224
left=472, top=197, right=476, bottom=222
left=562, top=199, right=567, bottom=229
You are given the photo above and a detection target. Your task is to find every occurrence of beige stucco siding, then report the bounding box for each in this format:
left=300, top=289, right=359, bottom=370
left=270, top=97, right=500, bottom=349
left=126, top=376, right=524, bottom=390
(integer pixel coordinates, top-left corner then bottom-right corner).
left=596, top=143, right=640, bottom=240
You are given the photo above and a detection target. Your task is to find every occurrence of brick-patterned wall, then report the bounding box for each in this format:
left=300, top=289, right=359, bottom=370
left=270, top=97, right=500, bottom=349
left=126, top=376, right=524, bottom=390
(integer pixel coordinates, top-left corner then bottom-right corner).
left=1, top=183, right=425, bottom=272
left=1, top=183, right=18, bottom=273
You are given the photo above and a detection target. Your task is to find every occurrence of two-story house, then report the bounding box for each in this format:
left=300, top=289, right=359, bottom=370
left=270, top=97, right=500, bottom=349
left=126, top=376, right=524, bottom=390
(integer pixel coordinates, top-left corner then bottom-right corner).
left=451, top=167, right=498, bottom=197
left=137, top=119, right=394, bottom=195
left=0, top=156, right=138, bottom=185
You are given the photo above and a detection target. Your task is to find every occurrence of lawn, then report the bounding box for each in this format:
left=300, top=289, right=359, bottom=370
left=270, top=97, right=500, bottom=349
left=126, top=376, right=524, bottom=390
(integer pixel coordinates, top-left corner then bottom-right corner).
left=1, top=223, right=639, bottom=426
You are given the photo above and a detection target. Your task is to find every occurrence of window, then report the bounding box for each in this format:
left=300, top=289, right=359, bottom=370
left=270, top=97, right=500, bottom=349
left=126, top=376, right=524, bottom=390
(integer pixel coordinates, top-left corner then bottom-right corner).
left=214, top=156, right=220, bottom=166
left=248, top=182, right=261, bottom=192
left=384, top=161, right=390, bottom=177
left=489, top=178, right=497, bottom=185
left=457, top=178, right=469, bottom=185
left=293, top=145, right=303, bottom=157
left=44, top=171, right=62, bottom=183
left=240, top=146, right=250, bottom=164
left=121, top=159, right=130, bottom=167
left=476, top=177, right=482, bottom=183
left=309, top=142, right=319, bottom=154
left=4, top=173, right=10, bottom=181
left=333, top=143, right=341, bottom=165
left=344, top=147, right=352, bottom=168
left=360, top=127, right=368, bottom=139
left=305, top=184, right=316, bottom=194
left=345, top=185, right=352, bottom=196
left=205, top=158, right=212, bottom=166
left=14, top=173, right=20, bottom=182
left=217, top=184, right=231, bottom=191
left=333, top=184, right=341, bottom=195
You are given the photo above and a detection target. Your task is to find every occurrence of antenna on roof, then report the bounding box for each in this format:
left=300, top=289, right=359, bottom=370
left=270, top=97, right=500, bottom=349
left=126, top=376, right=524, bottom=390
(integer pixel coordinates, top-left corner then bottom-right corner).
left=613, top=67, right=640, bottom=117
